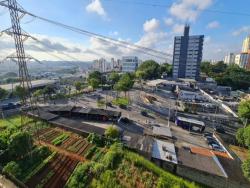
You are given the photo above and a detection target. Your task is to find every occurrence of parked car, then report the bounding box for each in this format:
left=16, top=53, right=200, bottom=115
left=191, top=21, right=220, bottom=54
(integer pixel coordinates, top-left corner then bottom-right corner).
left=209, top=144, right=225, bottom=152
left=203, top=132, right=213, bottom=137
left=140, top=110, right=148, bottom=117
left=106, top=102, right=112, bottom=107
left=214, top=126, right=225, bottom=134
left=207, top=139, right=219, bottom=146
left=118, top=117, right=131, bottom=124
left=204, top=136, right=214, bottom=141
left=119, top=104, right=127, bottom=109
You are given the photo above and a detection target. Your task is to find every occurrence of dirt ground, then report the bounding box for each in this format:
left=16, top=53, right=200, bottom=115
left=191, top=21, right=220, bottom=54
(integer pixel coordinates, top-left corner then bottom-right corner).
left=0, top=175, right=17, bottom=188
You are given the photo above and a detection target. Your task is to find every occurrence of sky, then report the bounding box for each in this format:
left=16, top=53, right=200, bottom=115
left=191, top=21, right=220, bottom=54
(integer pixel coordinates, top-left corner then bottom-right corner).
left=0, top=0, right=250, bottom=63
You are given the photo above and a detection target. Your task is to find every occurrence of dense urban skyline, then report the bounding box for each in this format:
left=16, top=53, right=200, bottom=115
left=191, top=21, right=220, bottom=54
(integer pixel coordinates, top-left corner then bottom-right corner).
left=0, top=0, right=250, bottom=62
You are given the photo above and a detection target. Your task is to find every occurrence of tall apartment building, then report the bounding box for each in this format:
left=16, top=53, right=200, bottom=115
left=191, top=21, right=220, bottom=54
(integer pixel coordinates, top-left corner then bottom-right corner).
left=92, top=58, right=107, bottom=73
left=234, top=54, right=241, bottom=66
left=121, top=56, right=139, bottom=72
left=242, top=36, right=250, bottom=53
left=172, top=25, right=204, bottom=80
left=224, top=53, right=235, bottom=65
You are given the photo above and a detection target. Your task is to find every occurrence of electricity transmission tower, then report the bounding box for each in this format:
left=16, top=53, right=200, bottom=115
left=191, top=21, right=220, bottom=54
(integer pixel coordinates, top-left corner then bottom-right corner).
left=1, top=0, right=40, bottom=142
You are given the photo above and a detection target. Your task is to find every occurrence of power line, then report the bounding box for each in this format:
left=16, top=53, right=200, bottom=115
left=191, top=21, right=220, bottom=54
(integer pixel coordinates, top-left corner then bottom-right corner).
left=0, top=1, right=171, bottom=61
left=103, top=0, right=250, bottom=17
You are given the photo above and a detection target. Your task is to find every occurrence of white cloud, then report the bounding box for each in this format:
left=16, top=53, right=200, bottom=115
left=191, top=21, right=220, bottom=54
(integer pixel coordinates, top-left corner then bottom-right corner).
left=169, top=0, right=213, bottom=22
left=109, top=31, right=119, bottom=36
left=204, top=36, right=211, bottom=44
left=232, top=26, right=250, bottom=36
left=206, top=21, right=220, bottom=29
left=86, top=0, right=106, bottom=17
left=164, top=18, right=174, bottom=26
left=172, top=24, right=184, bottom=34
left=143, top=18, right=160, bottom=33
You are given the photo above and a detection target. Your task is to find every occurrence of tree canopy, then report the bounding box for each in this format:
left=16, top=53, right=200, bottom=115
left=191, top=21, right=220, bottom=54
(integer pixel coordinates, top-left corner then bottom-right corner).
left=0, top=88, right=8, bottom=100
left=114, top=73, right=134, bottom=93
left=236, top=100, right=250, bottom=181
left=14, top=85, right=28, bottom=100
left=3, top=161, right=22, bottom=178
left=8, top=132, right=33, bottom=158
left=200, top=62, right=250, bottom=90
left=105, top=126, right=119, bottom=139
left=136, top=60, right=160, bottom=80
left=159, top=63, right=173, bottom=76
left=88, top=71, right=102, bottom=89
left=74, top=81, right=82, bottom=92
left=238, top=100, right=250, bottom=123
left=108, top=72, right=120, bottom=86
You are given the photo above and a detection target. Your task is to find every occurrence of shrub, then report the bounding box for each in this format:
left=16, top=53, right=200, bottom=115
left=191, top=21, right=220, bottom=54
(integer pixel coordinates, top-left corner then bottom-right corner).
left=85, top=146, right=97, bottom=159
left=242, top=158, right=250, bottom=181
left=105, top=126, right=119, bottom=139
left=91, top=162, right=105, bottom=176
left=90, top=170, right=122, bottom=188
left=9, top=131, right=33, bottom=158
left=87, top=133, right=105, bottom=147
left=102, top=143, right=123, bottom=169
left=3, top=161, right=22, bottom=178
left=112, top=97, right=129, bottom=106
left=66, top=162, right=92, bottom=188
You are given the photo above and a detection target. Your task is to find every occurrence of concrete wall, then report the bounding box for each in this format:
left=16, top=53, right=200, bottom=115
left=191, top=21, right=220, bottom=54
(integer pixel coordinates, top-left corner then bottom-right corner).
left=176, top=165, right=249, bottom=188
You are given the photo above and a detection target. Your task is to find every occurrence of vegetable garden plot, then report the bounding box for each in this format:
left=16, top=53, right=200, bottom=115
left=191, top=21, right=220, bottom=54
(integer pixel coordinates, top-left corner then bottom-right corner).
left=26, top=153, right=78, bottom=188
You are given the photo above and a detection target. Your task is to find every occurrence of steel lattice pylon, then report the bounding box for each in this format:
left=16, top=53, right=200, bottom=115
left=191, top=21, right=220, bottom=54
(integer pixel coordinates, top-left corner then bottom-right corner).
left=7, top=0, right=34, bottom=127
left=8, top=0, right=31, bottom=96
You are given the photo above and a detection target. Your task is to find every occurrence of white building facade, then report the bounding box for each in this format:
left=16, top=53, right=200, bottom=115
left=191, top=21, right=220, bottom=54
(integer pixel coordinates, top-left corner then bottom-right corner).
left=121, top=56, right=139, bottom=72
left=224, top=53, right=235, bottom=65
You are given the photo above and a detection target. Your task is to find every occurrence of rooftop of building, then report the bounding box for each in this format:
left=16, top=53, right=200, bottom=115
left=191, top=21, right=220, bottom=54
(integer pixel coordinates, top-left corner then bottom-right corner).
left=146, top=79, right=189, bottom=87
left=152, top=126, right=172, bottom=138
left=177, top=146, right=227, bottom=177
left=176, top=116, right=205, bottom=127
left=152, top=139, right=177, bottom=164
left=122, top=131, right=153, bottom=154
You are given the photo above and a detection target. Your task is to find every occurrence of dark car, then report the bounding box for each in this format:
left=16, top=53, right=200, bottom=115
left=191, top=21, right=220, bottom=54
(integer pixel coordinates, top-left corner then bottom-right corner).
left=203, top=132, right=213, bottom=137
left=214, top=126, right=225, bottom=134
left=106, top=102, right=112, bottom=107
left=118, top=117, right=131, bottom=124
left=207, top=139, right=219, bottom=146
left=119, top=104, right=127, bottom=109
left=140, top=110, right=148, bottom=117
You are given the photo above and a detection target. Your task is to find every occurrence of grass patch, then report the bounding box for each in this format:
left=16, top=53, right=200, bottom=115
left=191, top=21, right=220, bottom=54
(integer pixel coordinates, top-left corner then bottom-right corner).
left=112, top=97, right=129, bottom=106
left=51, top=133, right=69, bottom=146
left=97, top=99, right=105, bottom=108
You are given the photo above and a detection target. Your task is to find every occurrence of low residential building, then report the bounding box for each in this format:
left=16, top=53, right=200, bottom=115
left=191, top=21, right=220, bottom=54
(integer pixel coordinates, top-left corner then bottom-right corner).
left=121, top=56, right=139, bottom=72
left=152, top=139, right=177, bottom=164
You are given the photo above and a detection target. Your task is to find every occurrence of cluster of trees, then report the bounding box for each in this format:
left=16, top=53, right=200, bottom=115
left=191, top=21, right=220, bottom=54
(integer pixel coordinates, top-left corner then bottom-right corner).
left=87, top=60, right=172, bottom=92
left=87, top=71, right=135, bottom=97
left=201, top=61, right=250, bottom=90
left=0, top=131, right=33, bottom=161
left=0, top=88, right=8, bottom=100
left=114, top=73, right=134, bottom=97
left=136, top=60, right=172, bottom=81
left=236, top=100, right=250, bottom=181
left=87, top=126, right=119, bottom=147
